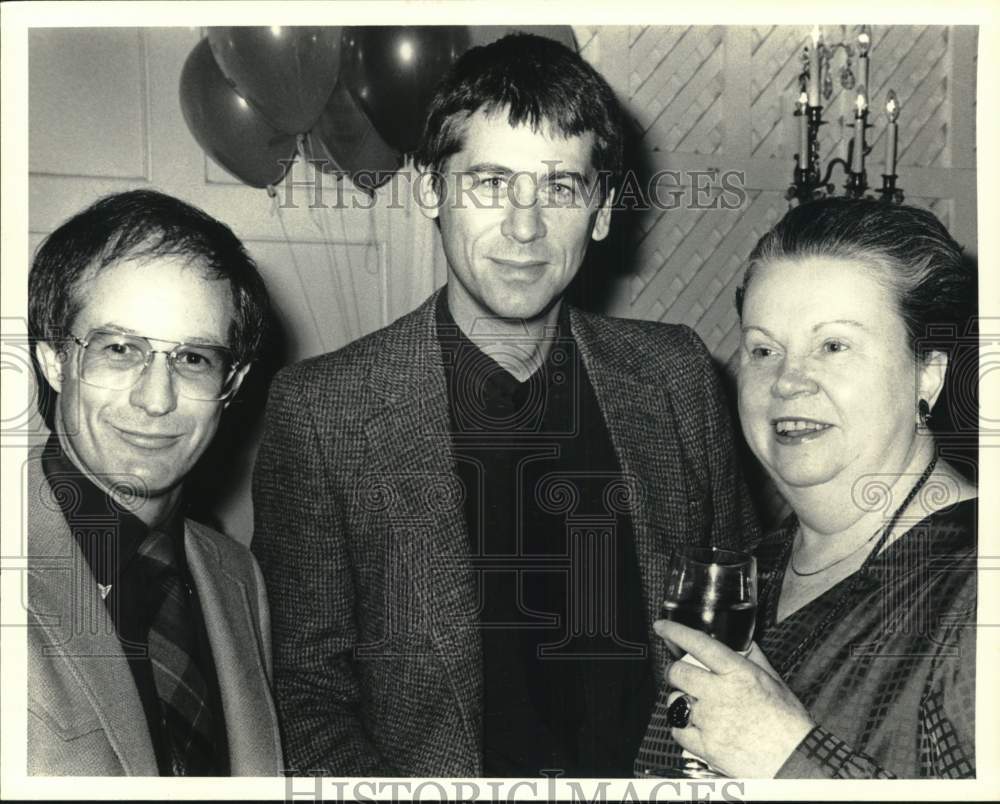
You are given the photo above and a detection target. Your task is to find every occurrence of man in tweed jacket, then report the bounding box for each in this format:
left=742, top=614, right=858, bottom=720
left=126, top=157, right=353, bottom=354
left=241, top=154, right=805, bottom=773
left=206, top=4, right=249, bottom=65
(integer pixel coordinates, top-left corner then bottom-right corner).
left=252, top=34, right=758, bottom=777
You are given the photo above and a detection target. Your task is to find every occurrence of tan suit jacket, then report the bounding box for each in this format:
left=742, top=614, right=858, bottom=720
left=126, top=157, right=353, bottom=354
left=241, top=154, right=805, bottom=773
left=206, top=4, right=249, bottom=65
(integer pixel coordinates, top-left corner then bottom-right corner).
left=25, top=452, right=283, bottom=776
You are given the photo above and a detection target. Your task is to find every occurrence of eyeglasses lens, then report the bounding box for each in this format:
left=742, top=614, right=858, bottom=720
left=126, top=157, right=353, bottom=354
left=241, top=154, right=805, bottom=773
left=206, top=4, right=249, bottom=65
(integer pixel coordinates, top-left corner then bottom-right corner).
left=79, top=331, right=233, bottom=400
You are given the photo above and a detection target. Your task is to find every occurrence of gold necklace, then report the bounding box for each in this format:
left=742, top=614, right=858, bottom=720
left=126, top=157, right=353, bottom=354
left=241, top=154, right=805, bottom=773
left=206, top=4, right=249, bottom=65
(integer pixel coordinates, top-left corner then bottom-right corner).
left=789, top=524, right=881, bottom=577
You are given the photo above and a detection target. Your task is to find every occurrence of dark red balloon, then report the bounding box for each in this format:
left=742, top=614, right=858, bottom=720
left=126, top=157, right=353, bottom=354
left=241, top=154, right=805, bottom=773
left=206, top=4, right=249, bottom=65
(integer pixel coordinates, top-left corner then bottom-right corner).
left=208, top=26, right=341, bottom=134
left=340, top=26, right=469, bottom=154
left=467, top=25, right=577, bottom=51
left=304, top=81, right=402, bottom=196
left=180, top=38, right=297, bottom=189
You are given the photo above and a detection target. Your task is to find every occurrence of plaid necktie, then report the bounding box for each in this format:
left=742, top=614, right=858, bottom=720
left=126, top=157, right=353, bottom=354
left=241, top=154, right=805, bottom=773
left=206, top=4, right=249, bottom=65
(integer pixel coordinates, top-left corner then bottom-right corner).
left=137, top=528, right=217, bottom=776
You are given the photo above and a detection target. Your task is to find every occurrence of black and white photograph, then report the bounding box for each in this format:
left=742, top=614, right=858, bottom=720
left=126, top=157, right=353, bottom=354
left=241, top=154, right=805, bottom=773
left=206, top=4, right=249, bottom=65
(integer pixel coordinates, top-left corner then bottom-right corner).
left=1, top=1, right=997, bottom=801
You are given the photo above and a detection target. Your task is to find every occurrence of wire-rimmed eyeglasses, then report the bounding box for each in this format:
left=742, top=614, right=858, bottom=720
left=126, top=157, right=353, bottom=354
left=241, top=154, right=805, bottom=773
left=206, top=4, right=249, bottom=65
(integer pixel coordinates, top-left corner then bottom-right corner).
left=69, top=328, right=243, bottom=401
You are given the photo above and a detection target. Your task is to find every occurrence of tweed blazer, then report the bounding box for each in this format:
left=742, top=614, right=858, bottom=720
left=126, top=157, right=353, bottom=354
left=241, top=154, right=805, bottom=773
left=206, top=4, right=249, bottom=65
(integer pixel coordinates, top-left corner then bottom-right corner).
left=26, top=452, right=283, bottom=776
left=252, top=289, right=759, bottom=777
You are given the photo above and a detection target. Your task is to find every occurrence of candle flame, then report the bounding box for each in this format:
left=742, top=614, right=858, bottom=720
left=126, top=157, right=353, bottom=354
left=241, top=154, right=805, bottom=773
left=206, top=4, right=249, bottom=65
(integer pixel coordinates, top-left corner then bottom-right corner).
left=886, top=90, right=899, bottom=121
left=798, top=90, right=809, bottom=108
left=857, top=27, right=870, bottom=55
left=855, top=91, right=867, bottom=114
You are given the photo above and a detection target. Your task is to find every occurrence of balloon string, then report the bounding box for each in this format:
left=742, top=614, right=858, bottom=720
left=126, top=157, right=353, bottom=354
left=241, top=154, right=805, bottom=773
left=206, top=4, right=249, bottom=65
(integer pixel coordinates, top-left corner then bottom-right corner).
left=288, top=160, right=351, bottom=338
left=411, top=159, right=437, bottom=303
left=301, top=172, right=357, bottom=345
left=273, top=198, right=328, bottom=356
left=320, top=203, right=361, bottom=342
left=331, top=194, right=363, bottom=339
left=366, top=203, right=388, bottom=329
left=404, top=154, right=413, bottom=219
left=306, top=199, right=355, bottom=346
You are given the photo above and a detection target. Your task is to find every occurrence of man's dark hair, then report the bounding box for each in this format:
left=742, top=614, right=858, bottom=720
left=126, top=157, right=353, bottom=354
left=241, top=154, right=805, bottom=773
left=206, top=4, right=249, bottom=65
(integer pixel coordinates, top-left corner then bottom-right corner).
left=29, top=189, right=270, bottom=367
left=414, top=33, right=624, bottom=199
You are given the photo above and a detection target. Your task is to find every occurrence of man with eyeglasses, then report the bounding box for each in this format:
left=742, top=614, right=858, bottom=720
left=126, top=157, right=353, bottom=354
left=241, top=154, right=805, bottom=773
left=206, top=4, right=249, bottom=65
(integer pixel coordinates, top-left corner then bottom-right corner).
left=26, top=189, right=282, bottom=776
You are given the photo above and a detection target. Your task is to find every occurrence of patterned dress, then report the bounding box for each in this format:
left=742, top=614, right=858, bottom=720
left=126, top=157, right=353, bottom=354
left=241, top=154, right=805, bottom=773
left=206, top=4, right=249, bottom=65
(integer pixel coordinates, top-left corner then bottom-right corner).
left=635, top=498, right=976, bottom=779
left=758, top=498, right=977, bottom=778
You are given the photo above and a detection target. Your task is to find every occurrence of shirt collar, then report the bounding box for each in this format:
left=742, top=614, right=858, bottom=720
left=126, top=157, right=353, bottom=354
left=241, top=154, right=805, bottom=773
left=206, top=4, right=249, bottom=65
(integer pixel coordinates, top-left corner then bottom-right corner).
left=40, top=432, right=185, bottom=585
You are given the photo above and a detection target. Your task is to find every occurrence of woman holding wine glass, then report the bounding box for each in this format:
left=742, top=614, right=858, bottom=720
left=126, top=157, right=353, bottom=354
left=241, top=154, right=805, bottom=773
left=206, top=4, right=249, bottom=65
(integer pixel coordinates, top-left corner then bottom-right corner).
left=637, top=198, right=977, bottom=779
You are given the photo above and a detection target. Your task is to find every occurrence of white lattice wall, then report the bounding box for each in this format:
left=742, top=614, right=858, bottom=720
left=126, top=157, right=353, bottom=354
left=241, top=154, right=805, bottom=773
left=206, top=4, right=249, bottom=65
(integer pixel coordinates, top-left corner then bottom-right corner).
left=577, top=25, right=978, bottom=363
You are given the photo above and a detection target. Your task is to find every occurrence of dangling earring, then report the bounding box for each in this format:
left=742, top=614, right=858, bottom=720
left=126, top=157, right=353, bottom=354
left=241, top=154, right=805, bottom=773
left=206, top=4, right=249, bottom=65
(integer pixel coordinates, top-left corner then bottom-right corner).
left=917, top=398, right=931, bottom=429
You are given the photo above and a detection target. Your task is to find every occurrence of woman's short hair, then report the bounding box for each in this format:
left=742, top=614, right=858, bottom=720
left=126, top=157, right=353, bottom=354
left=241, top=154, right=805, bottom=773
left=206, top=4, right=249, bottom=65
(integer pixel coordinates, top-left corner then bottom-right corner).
left=29, top=189, right=271, bottom=367
left=735, top=197, right=975, bottom=358
left=414, top=33, right=624, bottom=201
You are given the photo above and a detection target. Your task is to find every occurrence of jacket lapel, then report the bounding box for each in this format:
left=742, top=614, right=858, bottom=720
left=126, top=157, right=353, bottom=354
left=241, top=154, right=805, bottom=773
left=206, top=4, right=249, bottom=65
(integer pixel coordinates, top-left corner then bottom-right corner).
left=361, top=291, right=483, bottom=757
left=27, top=457, right=158, bottom=775
left=184, top=522, right=282, bottom=775
left=569, top=309, right=691, bottom=670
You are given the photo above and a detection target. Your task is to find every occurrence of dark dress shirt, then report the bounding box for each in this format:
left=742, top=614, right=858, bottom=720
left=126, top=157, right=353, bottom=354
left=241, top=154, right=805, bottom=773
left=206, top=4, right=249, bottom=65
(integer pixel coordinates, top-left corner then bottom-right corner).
left=437, top=293, right=656, bottom=777
left=40, top=434, right=229, bottom=775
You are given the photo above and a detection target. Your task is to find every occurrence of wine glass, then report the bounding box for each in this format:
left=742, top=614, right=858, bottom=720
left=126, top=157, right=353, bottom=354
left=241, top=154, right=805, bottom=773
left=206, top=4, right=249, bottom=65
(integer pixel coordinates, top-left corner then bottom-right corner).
left=654, top=545, right=757, bottom=778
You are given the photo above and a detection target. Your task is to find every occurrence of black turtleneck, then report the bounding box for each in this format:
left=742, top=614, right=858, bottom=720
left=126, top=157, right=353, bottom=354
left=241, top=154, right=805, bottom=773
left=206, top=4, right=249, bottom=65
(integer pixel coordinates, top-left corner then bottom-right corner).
left=436, top=292, right=655, bottom=777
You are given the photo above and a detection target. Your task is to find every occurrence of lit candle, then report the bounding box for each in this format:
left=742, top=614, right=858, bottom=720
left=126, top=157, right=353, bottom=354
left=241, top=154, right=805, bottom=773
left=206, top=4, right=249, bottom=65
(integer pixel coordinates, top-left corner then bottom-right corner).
left=885, top=90, right=899, bottom=176
left=850, top=92, right=867, bottom=173
left=797, top=91, right=809, bottom=170
left=808, top=26, right=821, bottom=107
left=857, top=27, right=870, bottom=96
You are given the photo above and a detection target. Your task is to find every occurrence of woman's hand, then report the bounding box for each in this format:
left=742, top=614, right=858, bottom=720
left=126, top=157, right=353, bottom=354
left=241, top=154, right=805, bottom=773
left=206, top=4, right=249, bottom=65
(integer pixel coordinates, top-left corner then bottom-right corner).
left=654, top=619, right=816, bottom=778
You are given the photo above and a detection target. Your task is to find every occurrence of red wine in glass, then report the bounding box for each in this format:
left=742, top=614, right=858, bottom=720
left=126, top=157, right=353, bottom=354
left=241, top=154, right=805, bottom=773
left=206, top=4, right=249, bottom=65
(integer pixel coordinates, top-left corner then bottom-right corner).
left=659, top=599, right=756, bottom=653
left=653, top=545, right=758, bottom=777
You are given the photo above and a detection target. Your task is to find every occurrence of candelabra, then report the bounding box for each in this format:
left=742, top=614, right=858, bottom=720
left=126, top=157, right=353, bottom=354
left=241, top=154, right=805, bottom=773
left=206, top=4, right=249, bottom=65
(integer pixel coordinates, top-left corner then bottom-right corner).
left=787, top=26, right=903, bottom=206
